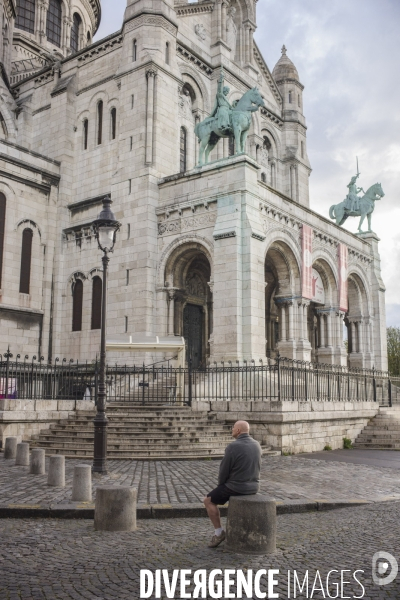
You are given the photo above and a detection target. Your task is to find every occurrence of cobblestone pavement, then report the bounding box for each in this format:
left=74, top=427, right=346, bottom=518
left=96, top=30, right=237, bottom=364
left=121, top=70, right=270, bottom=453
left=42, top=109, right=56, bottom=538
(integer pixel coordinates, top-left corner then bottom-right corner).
left=0, top=502, right=399, bottom=599
left=2, top=453, right=400, bottom=506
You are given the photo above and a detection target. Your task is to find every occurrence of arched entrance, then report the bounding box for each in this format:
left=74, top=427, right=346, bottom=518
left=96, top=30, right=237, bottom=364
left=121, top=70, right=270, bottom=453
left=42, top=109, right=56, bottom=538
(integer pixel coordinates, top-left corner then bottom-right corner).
left=345, top=273, right=371, bottom=368
left=265, top=241, right=301, bottom=359
left=165, top=244, right=212, bottom=368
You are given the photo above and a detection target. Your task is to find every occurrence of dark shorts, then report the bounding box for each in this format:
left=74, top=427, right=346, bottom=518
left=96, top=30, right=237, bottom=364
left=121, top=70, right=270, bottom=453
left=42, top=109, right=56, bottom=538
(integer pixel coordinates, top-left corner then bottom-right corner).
left=207, top=484, right=242, bottom=506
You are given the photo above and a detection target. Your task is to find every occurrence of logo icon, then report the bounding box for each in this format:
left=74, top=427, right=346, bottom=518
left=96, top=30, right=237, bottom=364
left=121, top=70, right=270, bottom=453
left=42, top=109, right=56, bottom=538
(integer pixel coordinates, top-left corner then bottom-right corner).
left=372, top=552, right=398, bottom=586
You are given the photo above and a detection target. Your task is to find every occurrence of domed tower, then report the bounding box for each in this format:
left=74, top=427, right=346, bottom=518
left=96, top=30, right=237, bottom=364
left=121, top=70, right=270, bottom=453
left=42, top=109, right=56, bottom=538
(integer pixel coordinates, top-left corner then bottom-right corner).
left=273, top=45, right=311, bottom=207
left=10, top=0, right=101, bottom=84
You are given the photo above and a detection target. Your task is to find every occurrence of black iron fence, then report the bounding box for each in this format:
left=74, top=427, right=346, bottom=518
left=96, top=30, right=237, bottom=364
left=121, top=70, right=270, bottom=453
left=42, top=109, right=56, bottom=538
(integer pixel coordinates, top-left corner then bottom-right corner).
left=0, top=350, right=395, bottom=407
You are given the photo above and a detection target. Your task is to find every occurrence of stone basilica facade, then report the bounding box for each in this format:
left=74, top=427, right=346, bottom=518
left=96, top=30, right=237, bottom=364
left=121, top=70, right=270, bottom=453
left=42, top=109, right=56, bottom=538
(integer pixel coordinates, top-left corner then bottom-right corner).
left=0, top=0, right=388, bottom=370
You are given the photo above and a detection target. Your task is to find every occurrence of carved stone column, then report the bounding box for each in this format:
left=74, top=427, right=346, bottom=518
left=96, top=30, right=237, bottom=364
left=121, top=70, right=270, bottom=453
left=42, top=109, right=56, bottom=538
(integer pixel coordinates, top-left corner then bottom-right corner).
left=248, top=27, right=254, bottom=64
left=296, top=299, right=311, bottom=361
left=287, top=301, right=294, bottom=341
left=145, top=69, right=157, bottom=165
left=221, top=1, right=228, bottom=43
left=270, top=162, right=276, bottom=188
left=326, top=312, right=332, bottom=347
left=168, top=290, right=176, bottom=335
left=280, top=304, right=287, bottom=342
left=37, top=1, right=49, bottom=43
left=319, top=314, right=325, bottom=347
left=216, top=0, right=222, bottom=40
left=63, top=16, right=72, bottom=55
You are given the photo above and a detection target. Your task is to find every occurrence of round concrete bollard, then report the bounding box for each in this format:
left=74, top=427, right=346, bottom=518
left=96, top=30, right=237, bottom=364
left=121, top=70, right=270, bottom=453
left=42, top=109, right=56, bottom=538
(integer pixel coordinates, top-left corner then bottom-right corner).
left=4, top=437, right=18, bottom=460
left=225, top=494, right=276, bottom=555
left=15, top=442, right=30, bottom=466
left=72, top=465, right=92, bottom=502
left=30, top=448, right=46, bottom=475
left=47, top=455, right=65, bottom=487
left=94, top=486, right=137, bottom=532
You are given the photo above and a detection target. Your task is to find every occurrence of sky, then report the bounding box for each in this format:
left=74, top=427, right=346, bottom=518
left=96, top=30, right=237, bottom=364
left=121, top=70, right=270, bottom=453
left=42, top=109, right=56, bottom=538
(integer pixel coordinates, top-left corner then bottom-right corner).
left=95, top=0, right=400, bottom=326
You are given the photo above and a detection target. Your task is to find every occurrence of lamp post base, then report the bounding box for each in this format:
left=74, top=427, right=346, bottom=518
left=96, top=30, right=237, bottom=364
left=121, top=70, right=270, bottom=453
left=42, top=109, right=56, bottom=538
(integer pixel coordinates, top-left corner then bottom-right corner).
left=92, top=413, right=108, bottom=474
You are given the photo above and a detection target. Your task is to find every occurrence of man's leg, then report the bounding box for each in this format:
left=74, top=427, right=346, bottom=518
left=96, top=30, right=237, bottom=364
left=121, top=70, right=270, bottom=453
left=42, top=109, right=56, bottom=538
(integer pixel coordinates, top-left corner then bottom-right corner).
left=203, top=496, right=222, bottom=530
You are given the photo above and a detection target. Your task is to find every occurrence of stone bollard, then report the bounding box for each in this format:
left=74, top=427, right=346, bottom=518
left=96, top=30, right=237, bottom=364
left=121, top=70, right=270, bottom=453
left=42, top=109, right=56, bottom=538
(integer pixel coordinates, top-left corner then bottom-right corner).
left=225, top=494, right=276, bottom=555
left=94, top=486, right=137, bottom=532
left=15, top=442, right=30, bottom=466
left=72, top=465, right=92, bottom=502
left=47, top=455, right=65, bottom=487
left=30, top=448, right=46, bottom=475
left=4, top=437, right=18, bottom=459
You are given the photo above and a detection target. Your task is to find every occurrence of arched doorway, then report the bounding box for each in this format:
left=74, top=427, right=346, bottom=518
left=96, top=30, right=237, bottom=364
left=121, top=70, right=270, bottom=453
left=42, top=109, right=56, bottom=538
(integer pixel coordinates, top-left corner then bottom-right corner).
left=265, top=241, right=301, bottom=359
left=345, top=273, right=370, bottom=368
left=165, top=244, right=212, bottom=368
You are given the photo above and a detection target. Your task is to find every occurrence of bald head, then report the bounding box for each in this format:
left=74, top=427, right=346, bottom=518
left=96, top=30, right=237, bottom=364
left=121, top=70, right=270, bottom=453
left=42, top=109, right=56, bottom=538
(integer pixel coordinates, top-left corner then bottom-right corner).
left=232, top=420, right=250, bottom=438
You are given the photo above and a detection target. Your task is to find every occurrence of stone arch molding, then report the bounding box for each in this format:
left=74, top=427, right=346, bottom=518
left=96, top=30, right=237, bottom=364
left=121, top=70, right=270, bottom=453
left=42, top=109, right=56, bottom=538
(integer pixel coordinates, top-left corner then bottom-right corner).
left=347, top=267, right=372, bottom=315
left=178, top=64, right=210, bottom=113
left=157, top=234, right=214, bottom=287
left=264, top=227, right=302, bottom=267
left=15, top=218, right=43, bottom=241
left=67, top=271, right=87, bottom=295
left=311, top=248, right=339, bottom=289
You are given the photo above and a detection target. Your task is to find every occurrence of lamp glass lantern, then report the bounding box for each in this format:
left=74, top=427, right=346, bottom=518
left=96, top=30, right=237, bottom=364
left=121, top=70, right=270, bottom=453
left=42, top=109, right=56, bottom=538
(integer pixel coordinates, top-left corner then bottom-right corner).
left=93, top=196, right=120, bottom=252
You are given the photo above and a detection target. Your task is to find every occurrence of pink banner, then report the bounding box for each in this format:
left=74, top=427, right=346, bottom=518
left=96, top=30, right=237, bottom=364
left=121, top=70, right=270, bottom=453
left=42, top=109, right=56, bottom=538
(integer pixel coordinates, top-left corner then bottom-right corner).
left=338, top=243, right=348, bottom=312
left=302, top=225, right=313, bottom=299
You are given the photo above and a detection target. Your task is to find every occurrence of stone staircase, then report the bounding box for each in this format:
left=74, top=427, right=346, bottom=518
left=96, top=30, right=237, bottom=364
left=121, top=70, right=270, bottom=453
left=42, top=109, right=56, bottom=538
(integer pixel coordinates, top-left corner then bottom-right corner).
left=354, top=407, right=400, bottom=449
left=29, top=404, right=278, bottom=460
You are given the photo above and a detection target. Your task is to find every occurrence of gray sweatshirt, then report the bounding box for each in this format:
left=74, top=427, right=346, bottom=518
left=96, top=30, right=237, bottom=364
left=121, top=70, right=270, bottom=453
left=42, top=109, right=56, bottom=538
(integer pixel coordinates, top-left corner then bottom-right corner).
left=218, top=433, right=262, bottom=494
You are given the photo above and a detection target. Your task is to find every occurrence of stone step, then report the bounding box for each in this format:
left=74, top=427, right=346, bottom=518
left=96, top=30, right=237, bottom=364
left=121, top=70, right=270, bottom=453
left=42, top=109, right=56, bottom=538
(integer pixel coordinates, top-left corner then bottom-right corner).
left=52, top=422, right=231, bottom=433
left=33, top=434, right=233, bottom=444
left=31, top=440, right=232, bottom=451
left=354, top=443, right=400, bottom=449
left=36, top=429, right=231, bottom=443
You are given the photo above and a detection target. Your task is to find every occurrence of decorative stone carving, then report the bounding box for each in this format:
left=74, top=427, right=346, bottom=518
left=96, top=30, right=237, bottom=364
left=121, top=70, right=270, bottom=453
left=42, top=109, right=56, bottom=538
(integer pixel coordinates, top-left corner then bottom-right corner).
left=259, top=147, right=269, bottom=167
left=186, top=273, right=205, bottom=297
left=226, top=7, right=237, bottom=52
left=194, top=23, right=207, bottom=41
left=178, top=88, right=193, bottom=121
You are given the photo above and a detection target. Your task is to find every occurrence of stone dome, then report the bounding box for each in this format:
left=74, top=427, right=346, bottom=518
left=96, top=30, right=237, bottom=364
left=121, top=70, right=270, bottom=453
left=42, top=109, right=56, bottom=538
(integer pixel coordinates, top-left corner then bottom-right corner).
left=272, top=45, right=299, bottom=82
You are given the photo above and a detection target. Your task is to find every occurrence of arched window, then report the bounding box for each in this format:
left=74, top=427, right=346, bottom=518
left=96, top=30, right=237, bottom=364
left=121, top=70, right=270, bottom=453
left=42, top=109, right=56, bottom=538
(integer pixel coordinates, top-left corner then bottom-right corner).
left=72, top=279, right=83, bottom=331
left=91, top=276, right=102, bottom=330
left=97, top=101, right=103, bottom=145
left=110, top=108, right=117, bottom=140
left=83, top=119, right=88, bottom=150
left=46, top=0, right=62, bottom=47
left=19, top=228, right=33, bottom=294
left=0, top=194, right=6, bottom=289
left=165, top=42, right=170, bottom=65
left=180, top=127, right=187, bottom=173
left=15, top=0, right=35, bottom=34
left=70, top=13, right=82, bottom=53
left=133, top=39, right=137, bottom=62
left=87, top=31, right=91, bottom=45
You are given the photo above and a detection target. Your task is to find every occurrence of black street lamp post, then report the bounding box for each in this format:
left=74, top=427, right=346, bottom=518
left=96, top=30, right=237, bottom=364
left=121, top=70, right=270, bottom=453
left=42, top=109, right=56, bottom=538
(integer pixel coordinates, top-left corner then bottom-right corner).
left=92, top=196, right=121, bottom=474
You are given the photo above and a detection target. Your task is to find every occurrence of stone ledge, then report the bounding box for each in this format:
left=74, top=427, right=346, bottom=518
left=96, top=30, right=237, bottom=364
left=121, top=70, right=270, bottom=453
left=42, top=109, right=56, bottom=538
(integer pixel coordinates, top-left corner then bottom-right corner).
left=0, top=498, right=385, bottom=520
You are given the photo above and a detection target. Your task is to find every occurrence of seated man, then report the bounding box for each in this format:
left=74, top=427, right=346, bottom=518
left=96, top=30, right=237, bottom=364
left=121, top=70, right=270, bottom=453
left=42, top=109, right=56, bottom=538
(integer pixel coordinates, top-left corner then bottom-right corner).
left=203, top=420, right=262, bottom=548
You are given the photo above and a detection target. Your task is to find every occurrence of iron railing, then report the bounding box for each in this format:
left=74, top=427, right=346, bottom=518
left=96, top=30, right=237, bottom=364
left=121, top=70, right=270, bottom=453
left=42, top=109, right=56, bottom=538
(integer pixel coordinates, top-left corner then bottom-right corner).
left=0, top=349, right=395, bottom=407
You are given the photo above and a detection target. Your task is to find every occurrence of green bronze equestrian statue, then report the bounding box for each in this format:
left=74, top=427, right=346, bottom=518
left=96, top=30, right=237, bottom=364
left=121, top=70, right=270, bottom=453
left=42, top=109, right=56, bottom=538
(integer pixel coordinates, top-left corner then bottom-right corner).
left=329, top=165, right=384, bottom=234
left=195, top=68, right=265, bottom=166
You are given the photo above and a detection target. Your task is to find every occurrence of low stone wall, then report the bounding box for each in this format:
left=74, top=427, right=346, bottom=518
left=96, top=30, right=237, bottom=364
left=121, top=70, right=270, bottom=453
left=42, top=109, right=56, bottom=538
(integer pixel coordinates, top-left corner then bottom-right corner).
left=0, top=399, right=95, bottom=447
left=193, top=400, right=380, bottom=454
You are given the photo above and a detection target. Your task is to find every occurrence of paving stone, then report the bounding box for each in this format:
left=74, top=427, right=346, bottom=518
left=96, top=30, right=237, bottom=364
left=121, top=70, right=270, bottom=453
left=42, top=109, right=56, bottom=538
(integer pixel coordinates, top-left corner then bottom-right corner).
left=2, top=454, right=400, bottom=507
left=0, top=503, right=399, bottom=598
